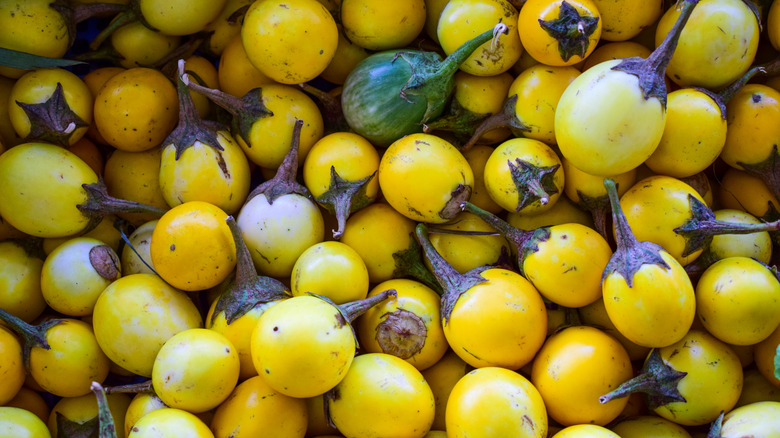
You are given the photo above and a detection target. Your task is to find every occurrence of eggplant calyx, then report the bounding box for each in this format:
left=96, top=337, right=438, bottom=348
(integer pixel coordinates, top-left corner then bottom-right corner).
left=602, top=178, right=670, bottom=287
left=599, top=348, right=687, bottom=409
left=415, top=223, right=489, bottom=323
left=396, top=23, right=509, bottom=125
left=461, top=94, right=530, bottom=152
left=164, top=59, right=225, bottom=161
left=315, top=167, right=377, bottom=240
left=78, top=178, right=168, bottom=235
left=16, top=83, right=89, bottom=146
left=538, top=1, right=600, bottom=62
left=508, top=157, right=560, bottom=212
left=737, top=144, right=780, bottom=205
left=182, top=73, right=274, bottom=145
left=422, top=98, right=491, bottom=147
left=461, top=201, right=545, bottom=275
left=674, top=194, right=780, bottom=258
left=611, top=0, right=699, bottom=105
left=210, top=216, right=292, bottom=326
left=0, top=307, right=59, bottom=369
left=391, top=234, right=444, bottom=295
left=247, top=119, right=311, bottom=204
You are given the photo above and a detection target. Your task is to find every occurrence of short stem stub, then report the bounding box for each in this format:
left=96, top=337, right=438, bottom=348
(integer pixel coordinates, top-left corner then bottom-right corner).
left=210, top=216, right=291, bottom=325
left=438, top=184, right=473, bottom=222
left=89, top=245, right=121, bottom=282
left=599, top=349, right=687, bottom=409
left=415, top=223, right=489, bottom=323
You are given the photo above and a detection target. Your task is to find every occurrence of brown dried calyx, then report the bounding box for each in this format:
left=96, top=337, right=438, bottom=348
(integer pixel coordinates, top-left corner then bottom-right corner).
left=375, top=309, right=427, bottom=359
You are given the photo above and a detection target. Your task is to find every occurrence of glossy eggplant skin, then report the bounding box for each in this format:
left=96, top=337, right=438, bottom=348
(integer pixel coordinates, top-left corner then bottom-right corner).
left=341, top=50, right=448, bottom=147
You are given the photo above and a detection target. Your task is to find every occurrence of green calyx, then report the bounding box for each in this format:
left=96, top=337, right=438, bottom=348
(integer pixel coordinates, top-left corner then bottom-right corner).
left=602, top=178, right=670, bottom=287
left=15, top=82, right=89, bottom=146
left=538, top=1, right=599, bottom=62
left=422, top=98, right=492, bottom=147
left=315, top=166, right=377, bottom=240
left=397, top=23, right=510, bottom=125
left=391, top=233, right=444, bottom=295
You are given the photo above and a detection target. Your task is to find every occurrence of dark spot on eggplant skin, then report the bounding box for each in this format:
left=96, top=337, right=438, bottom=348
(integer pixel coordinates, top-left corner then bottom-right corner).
left=170, top=244, right=175, bottom=251
left=752, top=93, right=762, bottom=103
left=522, top=415, right=534, bottom=430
